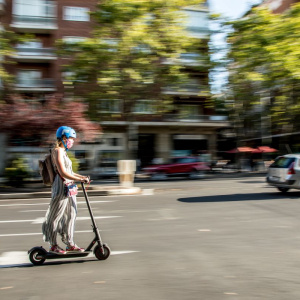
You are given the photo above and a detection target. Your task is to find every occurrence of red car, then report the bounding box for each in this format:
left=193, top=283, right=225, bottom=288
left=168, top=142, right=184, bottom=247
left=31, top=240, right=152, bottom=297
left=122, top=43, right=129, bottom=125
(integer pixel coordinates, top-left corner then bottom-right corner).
left=141, top=156, right=211, bottom=180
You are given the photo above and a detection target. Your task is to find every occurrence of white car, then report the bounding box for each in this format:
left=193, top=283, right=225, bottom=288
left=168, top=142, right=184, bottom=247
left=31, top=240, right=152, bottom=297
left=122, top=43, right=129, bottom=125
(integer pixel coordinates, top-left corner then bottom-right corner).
left=266, top=154, right=300, bottom=193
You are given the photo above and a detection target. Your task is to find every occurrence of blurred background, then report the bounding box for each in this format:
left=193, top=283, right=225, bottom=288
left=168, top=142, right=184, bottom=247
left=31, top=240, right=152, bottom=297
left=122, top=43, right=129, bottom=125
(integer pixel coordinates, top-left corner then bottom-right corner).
left=0, top=0, right=299, bottom=186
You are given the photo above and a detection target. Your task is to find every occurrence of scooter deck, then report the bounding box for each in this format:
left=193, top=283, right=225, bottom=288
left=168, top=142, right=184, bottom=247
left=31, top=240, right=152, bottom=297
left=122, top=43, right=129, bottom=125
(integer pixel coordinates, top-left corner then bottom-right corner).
left=44, top=251, right=91, bottom=259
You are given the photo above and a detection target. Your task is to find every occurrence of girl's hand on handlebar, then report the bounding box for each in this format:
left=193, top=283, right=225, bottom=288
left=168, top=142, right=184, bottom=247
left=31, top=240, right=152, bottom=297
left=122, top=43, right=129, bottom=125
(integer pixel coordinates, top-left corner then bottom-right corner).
left=81, top=176, right=90, bottom=183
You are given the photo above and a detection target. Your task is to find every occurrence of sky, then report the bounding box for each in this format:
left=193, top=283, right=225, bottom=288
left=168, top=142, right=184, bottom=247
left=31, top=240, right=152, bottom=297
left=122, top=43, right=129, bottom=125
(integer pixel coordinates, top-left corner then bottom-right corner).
left=207, top=0, right=263, bottom=92
left=208, top=0, right=263, bottom=20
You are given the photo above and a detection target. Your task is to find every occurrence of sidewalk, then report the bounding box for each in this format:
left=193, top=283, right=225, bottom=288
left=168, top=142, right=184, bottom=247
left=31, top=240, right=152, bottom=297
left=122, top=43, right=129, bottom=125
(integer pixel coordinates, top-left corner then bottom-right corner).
left=0, top=171, right=266, bottom=199
left=0, top=183, right=144, bottom=199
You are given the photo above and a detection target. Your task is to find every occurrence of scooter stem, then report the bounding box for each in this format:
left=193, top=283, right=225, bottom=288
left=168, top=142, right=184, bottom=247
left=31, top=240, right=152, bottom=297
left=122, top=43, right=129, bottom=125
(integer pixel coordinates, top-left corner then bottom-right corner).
left=81, top=182, right=103, bottom=248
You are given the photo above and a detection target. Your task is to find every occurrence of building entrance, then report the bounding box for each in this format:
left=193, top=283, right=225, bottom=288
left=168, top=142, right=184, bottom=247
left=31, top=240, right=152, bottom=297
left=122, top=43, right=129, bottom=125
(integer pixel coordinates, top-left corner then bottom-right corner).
left=138, top=134, right=155, bottom=167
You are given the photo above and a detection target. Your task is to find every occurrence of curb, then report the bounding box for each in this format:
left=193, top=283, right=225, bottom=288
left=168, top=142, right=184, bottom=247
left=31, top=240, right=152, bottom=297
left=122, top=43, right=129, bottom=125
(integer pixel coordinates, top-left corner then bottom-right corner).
left=0, top=186, right=144, bottom=199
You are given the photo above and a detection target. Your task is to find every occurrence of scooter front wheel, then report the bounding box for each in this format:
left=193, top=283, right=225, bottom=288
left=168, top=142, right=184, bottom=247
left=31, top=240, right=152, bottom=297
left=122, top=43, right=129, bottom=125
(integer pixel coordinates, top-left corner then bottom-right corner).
left=94, top=244, right=110, bottom=260
left=29, top=249, right=46, bottom=265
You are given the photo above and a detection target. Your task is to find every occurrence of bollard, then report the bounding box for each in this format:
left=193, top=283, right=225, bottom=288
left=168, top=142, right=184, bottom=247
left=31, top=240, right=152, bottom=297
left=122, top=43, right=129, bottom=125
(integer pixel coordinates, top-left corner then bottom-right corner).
left=117, top=160, right=136, bottom=187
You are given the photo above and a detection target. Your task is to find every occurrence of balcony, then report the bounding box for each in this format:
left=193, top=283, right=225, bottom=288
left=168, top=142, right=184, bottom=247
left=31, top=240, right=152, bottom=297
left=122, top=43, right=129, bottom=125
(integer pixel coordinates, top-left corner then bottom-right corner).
left=163, top=114, right=228, bottom=123
left=15, top=78, right=56, bottom=92
left=14, top=46, right=57, bottom=62
left=0, top=0, right=5, bottom=14
left=162, top=82, right=210, bottom=96
left=11, top=1, right=57, bottom=33
left=99, top=114, right=229, bottom=128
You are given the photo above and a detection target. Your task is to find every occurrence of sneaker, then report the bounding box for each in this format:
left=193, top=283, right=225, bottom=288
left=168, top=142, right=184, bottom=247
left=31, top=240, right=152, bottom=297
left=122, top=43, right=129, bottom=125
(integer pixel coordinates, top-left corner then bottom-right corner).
left=66, top=244, right=85, bottom=252
left=49, top=245, right=66, bottom=254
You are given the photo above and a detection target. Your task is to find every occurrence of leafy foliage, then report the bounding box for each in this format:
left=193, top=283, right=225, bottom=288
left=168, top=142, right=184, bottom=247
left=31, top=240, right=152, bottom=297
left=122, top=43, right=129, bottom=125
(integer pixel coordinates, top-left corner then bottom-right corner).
left=4, top=156, right=31, bottom=187
left=0, top=29, right=31, bottom=86
left=57, top=0, right=205, bottom=119
left=218, top=3, right=300, bottom=138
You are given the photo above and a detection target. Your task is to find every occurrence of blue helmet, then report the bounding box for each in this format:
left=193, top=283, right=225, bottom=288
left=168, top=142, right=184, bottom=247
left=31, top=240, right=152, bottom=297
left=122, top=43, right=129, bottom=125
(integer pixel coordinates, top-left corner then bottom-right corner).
left=56, top=126, right=76, bottom=139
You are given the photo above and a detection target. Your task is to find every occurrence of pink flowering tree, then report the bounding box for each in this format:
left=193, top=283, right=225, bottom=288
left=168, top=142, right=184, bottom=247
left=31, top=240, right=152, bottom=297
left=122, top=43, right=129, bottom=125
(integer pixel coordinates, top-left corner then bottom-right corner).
left=0, top=94, right=101, bottom=146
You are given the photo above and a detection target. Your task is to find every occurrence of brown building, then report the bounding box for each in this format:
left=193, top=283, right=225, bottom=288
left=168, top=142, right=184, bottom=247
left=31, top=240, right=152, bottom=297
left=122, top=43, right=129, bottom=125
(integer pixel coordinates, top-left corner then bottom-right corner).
left=261, top=0, right=300, bottom=13
left=1, top=0, right=96, bottom=95
left=0, top=0, right=230, bottom=173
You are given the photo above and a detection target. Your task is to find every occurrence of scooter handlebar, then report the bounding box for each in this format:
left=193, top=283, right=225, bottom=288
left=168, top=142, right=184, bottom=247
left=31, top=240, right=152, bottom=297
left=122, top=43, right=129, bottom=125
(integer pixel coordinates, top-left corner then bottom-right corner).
left=81, top=176, right=91, bottom=184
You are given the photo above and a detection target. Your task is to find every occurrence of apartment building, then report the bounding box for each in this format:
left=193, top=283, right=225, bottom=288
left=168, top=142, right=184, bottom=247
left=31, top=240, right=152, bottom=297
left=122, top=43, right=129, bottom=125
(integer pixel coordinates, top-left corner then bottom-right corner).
left=1, top=0, right=229, bottom=172
left=261, top=0, right=300, bottom=13
left=1, top=0, right=96, bottom=95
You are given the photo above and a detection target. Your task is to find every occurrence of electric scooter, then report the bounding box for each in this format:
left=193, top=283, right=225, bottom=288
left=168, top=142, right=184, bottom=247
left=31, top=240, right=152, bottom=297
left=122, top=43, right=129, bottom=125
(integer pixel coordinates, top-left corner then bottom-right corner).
left=28, top=182, right=110, bottom=265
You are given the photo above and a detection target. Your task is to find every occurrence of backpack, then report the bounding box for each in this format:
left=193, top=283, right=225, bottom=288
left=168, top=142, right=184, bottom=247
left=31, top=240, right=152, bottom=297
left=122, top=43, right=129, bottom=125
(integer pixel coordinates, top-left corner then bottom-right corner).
left=39, top=150, right=56, bottom=186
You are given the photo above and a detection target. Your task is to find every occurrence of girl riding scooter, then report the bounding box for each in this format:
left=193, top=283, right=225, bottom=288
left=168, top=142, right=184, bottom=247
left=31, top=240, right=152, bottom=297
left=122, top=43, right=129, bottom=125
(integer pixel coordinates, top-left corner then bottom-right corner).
left=42, top=126, right=90, bottom=254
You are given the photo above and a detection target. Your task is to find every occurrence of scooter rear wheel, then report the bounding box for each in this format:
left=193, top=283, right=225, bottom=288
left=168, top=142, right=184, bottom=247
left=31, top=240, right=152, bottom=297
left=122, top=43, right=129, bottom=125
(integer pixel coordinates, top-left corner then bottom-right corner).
left=94, top=244, right=110, bottom=260
left=29, top=249, right=46, bottom=265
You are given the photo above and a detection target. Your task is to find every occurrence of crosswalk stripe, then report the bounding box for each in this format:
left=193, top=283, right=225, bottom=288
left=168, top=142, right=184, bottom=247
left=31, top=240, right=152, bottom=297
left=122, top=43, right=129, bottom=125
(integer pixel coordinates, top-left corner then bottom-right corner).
left=0, top=250, right=139, bottom=268
left=0, top=216, right=121, bottom=224
left=0, top=200, right=116, bottom=207
left=0, top=230, right=100, bottom=237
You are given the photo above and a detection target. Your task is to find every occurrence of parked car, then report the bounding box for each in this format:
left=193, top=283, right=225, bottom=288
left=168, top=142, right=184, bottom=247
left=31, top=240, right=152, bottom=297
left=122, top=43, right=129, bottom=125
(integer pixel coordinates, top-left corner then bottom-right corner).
left=266, top=154, right=300, bottom=193
left=93, top=158, right=118, bottom=179
left=141, top=156, right=211, bottom=180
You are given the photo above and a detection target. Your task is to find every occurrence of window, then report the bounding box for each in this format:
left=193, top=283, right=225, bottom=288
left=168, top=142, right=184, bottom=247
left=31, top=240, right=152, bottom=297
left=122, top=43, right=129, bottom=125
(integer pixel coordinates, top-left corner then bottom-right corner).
left=99, top=99, right=122, bottom=113
left=107, top=138, right=120, bottom=147
left=17, top=40, right=43, bottom=49
left=172, top=157, right=197, bottom=164
left=13, top=0, right=56, bottom=18
left=179, top=105, right=199, bottom=118
left=63, top=36, right=87, bottom=43
left=183, top=10, right=209, bottom=33
left=64, top=6, right=90, bottom=22
left=133, top=100, right=156, bottom=114
left=270, top=157, right=295, bottom=168
left=17, top=70, right=42, bottom=86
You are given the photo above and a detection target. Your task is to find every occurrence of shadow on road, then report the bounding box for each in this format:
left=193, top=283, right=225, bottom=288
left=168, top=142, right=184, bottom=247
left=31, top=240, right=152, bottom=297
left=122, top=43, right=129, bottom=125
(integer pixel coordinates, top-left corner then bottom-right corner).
left=237, top=180, right=265, bottom=184
left=178, top=192, right=300, bottom=203
left=0, top=258, right=99, bottom=269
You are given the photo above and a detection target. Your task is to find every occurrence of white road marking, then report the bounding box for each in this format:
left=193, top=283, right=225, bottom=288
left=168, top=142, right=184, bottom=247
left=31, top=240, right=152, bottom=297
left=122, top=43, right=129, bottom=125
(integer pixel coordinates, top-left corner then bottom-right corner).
left=0, top=196, right=110, bottom=202
left=198, top=229, right=211, bottom=232
left=141, top=189, right=154, bottom=195
left=0, top=200, right=116, bottom=208
left=0, top=250, right=139, bottom=268
left=0, top=216, right=121, bottom=224
left=0, top=230, right=101, bottom=237
left=0, top=198, right=44, bottom=202
left=20, top=210, right=47, bottom=213
left=78, top=200, right=116, bottom=204
left=0, top=203, right=50, bottom=207
left=224, top=292, right=238, bottom=295
left=111, top=251, right=139, bottom=255
left=32, top=216, right=121, bottom=224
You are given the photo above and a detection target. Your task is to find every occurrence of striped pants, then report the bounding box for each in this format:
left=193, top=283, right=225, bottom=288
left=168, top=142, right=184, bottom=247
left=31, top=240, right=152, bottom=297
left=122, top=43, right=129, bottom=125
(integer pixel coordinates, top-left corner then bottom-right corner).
left=42, top=176, right=77, bottom=246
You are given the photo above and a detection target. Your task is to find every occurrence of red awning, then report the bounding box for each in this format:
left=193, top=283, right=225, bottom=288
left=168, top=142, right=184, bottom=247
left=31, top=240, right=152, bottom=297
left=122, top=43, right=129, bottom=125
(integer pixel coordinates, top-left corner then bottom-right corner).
left=227, top=147, right=256, bottom=153
left=256, top=146, right=278, bottom=153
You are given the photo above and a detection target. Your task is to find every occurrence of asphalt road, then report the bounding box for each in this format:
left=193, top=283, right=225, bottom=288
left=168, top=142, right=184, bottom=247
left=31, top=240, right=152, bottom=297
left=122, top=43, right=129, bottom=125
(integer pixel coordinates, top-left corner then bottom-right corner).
left=1, top=175, right=300, bottom=300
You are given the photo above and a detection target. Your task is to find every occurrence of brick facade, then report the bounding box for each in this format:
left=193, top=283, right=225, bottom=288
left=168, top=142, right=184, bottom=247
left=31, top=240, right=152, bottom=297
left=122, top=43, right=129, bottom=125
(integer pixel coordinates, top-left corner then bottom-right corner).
left=1, top=0, right=95, bottom=95
left=262, top=0, right=300, bottom=13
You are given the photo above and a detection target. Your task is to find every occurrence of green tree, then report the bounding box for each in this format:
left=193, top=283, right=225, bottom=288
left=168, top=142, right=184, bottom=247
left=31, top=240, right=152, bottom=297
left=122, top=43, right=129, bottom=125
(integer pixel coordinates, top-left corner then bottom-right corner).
left=57, top=0, right=206, bottom=156
left=0, top=29, right=29, bottom=90
left=216, top=3, right=300, bottom=140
